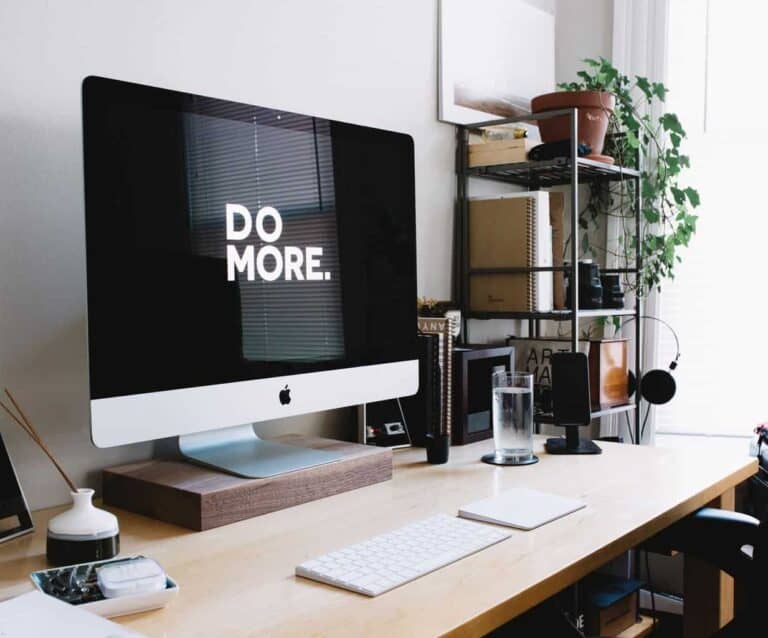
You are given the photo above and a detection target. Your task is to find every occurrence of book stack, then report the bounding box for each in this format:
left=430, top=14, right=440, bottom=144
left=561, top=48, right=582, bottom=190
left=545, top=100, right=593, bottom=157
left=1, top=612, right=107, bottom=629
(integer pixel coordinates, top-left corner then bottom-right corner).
left=417, top=316, right=456, bottom=438
left=468, top=191, right=556, bottom=313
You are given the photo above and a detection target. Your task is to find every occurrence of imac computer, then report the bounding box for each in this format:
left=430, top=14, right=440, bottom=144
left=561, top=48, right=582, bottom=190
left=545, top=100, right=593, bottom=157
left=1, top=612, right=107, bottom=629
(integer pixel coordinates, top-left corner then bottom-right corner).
left=82, top=77, right=418, bottom=478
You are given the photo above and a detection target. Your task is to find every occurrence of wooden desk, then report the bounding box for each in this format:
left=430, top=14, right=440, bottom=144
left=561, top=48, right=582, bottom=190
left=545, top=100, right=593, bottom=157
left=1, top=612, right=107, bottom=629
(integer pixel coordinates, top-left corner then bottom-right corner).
left=0, top=438, right=756, bottom=638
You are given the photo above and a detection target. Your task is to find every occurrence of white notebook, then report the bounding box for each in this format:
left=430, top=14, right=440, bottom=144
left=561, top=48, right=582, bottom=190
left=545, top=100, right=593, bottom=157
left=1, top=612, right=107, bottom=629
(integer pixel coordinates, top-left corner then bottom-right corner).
left=458, top=488, right=585, bottom=531
left=0, top=591, right=144, bottom=638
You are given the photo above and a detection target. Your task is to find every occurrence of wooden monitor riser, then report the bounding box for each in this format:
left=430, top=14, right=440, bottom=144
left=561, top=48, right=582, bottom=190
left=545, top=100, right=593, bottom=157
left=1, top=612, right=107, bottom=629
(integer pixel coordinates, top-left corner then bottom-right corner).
left=102, top=435, right=392, bottom=531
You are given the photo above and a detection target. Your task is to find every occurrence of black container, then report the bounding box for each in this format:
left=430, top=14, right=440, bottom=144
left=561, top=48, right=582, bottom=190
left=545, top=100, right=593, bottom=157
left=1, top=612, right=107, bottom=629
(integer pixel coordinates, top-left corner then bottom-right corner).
left=46, top=533, right=120, bottom=567
left=601, top=274, right=624, bottom=309
left=426, top=433, right=450, bottom=464
left=565, top=262, right=603, bottom=310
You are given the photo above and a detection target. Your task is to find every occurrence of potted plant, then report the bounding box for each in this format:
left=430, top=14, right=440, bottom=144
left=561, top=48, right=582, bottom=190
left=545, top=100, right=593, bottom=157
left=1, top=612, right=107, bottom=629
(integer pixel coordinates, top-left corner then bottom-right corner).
left=531, top=90, right=615, bottom=162
left=546, top=57, right=700, bottom=295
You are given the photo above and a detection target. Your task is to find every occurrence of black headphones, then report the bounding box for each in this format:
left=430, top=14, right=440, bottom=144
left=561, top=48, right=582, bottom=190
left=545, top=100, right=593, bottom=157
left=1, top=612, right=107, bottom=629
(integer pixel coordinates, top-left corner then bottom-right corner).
left=623, top=316, right=680, bottom=406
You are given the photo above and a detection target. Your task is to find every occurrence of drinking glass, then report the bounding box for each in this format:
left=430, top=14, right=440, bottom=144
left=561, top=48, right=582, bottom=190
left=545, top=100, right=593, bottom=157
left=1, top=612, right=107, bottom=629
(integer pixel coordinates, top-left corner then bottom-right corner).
left=482, top=371, right=538, bottom=466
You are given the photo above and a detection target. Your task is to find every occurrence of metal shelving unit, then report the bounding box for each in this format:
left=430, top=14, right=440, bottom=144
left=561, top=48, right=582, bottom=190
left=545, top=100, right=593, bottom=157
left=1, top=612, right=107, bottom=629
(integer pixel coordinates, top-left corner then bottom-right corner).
left=455, top=108, right=643, bottom=443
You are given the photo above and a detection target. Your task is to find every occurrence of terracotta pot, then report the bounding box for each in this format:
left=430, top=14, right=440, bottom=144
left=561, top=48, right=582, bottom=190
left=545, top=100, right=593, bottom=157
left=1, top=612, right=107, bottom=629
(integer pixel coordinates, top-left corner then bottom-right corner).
left=531, top=90, right=615, bottom=160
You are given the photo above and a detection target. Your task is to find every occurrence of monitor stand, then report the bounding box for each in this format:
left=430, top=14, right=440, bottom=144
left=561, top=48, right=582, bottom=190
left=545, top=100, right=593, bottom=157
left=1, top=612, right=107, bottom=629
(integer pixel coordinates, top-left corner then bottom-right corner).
left=178, top=424, right=345, bottom=478
left=545, top=425, right=602, bottom=455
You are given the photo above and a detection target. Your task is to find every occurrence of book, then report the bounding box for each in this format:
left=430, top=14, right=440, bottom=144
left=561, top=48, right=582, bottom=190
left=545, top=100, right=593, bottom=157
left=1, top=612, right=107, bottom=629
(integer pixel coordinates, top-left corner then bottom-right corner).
left=417, top=316, right=456, bottom=436
left=509, top=337, right=590, bottom=413
left=549, top=191, right=566, bottom=309
left=400, top=333, right=441, bottom=446
left=468, top=191, right=553, bottom=312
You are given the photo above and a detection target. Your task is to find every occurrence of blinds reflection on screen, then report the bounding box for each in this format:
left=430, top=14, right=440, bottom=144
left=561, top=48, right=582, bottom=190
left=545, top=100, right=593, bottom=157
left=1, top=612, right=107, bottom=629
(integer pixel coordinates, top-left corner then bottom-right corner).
left=184, top=110, right=345, bottom=362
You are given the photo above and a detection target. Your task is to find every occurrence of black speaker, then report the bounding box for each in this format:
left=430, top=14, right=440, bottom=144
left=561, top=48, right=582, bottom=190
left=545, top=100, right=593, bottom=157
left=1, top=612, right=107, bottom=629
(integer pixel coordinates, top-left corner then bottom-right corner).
left=624, top=315, right=680, bottom=407
left=628, top=367, right=677, bottom=405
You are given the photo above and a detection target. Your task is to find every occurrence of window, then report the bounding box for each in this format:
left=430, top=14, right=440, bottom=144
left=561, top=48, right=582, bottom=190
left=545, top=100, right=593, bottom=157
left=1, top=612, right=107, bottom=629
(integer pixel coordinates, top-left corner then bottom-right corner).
left=655, top=1, right=768, bottom=436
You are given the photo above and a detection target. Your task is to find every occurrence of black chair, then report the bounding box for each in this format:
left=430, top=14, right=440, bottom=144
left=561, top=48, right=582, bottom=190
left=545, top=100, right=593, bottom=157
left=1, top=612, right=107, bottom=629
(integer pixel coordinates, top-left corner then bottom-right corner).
left=646, top=507, right=766, bottom=637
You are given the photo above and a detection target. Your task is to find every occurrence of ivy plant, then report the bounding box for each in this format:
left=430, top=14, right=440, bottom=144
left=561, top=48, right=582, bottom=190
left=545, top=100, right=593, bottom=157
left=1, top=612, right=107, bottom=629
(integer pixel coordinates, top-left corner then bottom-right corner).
left=559, top=57, right=700, bottom=295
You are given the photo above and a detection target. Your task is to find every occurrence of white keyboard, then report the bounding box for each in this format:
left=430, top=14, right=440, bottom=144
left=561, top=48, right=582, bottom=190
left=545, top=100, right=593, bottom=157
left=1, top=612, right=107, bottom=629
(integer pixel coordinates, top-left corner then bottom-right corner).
left=295, top=514, right=510, bottom=596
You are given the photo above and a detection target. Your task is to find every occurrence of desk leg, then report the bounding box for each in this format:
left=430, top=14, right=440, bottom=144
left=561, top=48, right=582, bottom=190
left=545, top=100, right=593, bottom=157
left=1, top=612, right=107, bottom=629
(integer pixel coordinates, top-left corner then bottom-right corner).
left=682, top=488, right=735, bottom=638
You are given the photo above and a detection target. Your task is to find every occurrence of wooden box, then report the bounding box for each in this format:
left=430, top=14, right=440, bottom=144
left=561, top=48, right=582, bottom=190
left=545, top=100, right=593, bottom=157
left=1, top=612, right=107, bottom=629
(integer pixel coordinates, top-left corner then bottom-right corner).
left=467, top=138, right=538, bottom=167
left=586, top=590, right=638, bottom=637
left=588, top=339, right=629, bottom=410
left=583, top=575, right=643, bottom=637
left=103, top=435, right=392, bottom=531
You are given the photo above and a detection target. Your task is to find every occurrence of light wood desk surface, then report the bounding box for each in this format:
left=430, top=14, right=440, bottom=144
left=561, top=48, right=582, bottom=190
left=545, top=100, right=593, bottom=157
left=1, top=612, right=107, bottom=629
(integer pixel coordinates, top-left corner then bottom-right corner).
left=0, top=438, right=756, bottom=637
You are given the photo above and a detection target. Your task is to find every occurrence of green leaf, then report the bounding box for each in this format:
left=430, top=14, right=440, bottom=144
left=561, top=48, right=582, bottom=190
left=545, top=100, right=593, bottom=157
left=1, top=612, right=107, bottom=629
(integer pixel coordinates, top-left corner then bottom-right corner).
left=635, top=76, right=653, bottom=100
left=660, top=113, right=685, bottom=136
left=670, top=186, right=685, bottom=205
left=684, top=187, right=700, bottom=207
left=644, top=208, right=660, bottom=223
left=584, top=58, right=600, bottom=67
left=652, top=82, right=668, bottom=101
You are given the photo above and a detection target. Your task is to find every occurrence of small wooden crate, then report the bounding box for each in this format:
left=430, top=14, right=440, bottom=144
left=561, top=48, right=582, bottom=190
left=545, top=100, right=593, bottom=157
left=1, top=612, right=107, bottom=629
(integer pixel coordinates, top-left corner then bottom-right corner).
left=467, top=138, right=538, bottom=167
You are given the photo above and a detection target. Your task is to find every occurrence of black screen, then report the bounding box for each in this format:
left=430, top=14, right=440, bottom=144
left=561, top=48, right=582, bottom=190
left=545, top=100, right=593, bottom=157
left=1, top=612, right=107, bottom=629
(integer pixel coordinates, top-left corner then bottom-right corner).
left=552, top=352, right=592, bottom=426
left=82, top=77, right=417, bottom=399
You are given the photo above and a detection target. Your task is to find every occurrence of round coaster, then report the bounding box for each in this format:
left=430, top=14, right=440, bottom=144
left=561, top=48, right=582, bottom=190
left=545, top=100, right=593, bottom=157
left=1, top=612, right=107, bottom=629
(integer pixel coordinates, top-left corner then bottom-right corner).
left=481, top=453, right=539, bottom=467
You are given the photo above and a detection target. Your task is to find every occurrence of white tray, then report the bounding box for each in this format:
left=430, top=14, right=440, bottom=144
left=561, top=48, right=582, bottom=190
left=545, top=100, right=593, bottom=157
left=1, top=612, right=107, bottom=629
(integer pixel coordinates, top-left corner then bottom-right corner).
left=30, top=555, right=179, bottom=618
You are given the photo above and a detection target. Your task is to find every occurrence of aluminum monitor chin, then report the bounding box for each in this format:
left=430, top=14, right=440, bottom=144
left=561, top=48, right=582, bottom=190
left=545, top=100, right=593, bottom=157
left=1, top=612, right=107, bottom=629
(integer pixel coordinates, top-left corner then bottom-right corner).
left=82, top=77, right=418, bottom=456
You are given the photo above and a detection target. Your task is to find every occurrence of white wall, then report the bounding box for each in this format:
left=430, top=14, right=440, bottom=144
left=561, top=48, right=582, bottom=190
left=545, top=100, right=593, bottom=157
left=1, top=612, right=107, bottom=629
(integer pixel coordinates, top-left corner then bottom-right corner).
left=0, top=0, right=611, bottom=510
left=556, top=0, right=614, bottom=84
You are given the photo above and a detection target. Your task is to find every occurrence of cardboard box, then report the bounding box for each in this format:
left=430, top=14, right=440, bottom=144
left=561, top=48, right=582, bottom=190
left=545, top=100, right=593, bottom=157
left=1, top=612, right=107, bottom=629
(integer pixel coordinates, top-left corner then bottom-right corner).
left=584, top=575, right=643, bottom=637
left=586, top=590, right=638, bottom=637
left=467, top=138, right=538, bottom=168
left=589, top=339, right=629, bottom=409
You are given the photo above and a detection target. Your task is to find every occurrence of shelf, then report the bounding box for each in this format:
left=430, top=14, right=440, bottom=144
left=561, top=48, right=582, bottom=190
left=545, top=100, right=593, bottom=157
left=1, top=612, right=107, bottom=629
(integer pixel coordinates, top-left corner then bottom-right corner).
left=467, top=308, right=637, bottom=321
left=469, top=266, right=570, bottom=274
left=457, top=112, right=644, bottom=445
left=464, top=156, right=640, bottom=187
left=469, top=266, right=638, bottom=275
left=579, top=308, right=637, bottom=318
left=535, top=403, right=636, bottom=425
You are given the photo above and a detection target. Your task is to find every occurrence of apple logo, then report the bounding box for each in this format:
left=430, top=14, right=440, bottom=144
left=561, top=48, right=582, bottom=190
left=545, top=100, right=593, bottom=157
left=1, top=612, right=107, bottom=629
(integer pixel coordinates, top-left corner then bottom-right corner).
left=279, top=384, right=291, bottom=405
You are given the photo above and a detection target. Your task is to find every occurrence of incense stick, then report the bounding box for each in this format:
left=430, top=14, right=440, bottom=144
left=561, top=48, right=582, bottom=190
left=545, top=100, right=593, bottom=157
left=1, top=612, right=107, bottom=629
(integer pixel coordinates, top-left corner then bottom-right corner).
left=0, top=388, right=78, bottom=493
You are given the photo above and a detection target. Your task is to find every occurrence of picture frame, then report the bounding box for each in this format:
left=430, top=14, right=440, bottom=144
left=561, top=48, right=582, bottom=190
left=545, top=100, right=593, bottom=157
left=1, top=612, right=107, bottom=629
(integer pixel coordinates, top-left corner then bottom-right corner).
left=438, top=0, right=555, bottom=125
left=0, top=432, right=34, bottom=544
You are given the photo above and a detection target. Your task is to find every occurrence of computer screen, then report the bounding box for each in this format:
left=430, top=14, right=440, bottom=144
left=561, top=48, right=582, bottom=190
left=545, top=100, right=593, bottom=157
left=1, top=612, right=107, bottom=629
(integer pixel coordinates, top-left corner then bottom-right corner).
left=82, top=77, right=418, bottom=446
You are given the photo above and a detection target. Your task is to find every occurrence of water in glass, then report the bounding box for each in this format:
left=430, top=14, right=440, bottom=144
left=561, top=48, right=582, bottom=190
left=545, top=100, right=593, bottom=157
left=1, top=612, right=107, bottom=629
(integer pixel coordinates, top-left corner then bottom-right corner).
left=492, top=380, right=533, bottom=462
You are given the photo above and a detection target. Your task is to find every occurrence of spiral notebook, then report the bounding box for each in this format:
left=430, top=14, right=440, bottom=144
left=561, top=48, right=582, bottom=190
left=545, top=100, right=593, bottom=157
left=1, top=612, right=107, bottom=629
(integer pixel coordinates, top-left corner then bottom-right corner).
left=468, top=191, right=553, bottom=313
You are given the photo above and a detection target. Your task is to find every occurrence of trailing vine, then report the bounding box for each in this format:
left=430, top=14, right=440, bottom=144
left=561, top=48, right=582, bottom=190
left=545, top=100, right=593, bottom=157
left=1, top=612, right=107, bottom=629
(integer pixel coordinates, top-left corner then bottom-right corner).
left=559, top=57, right=700, bottom=295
